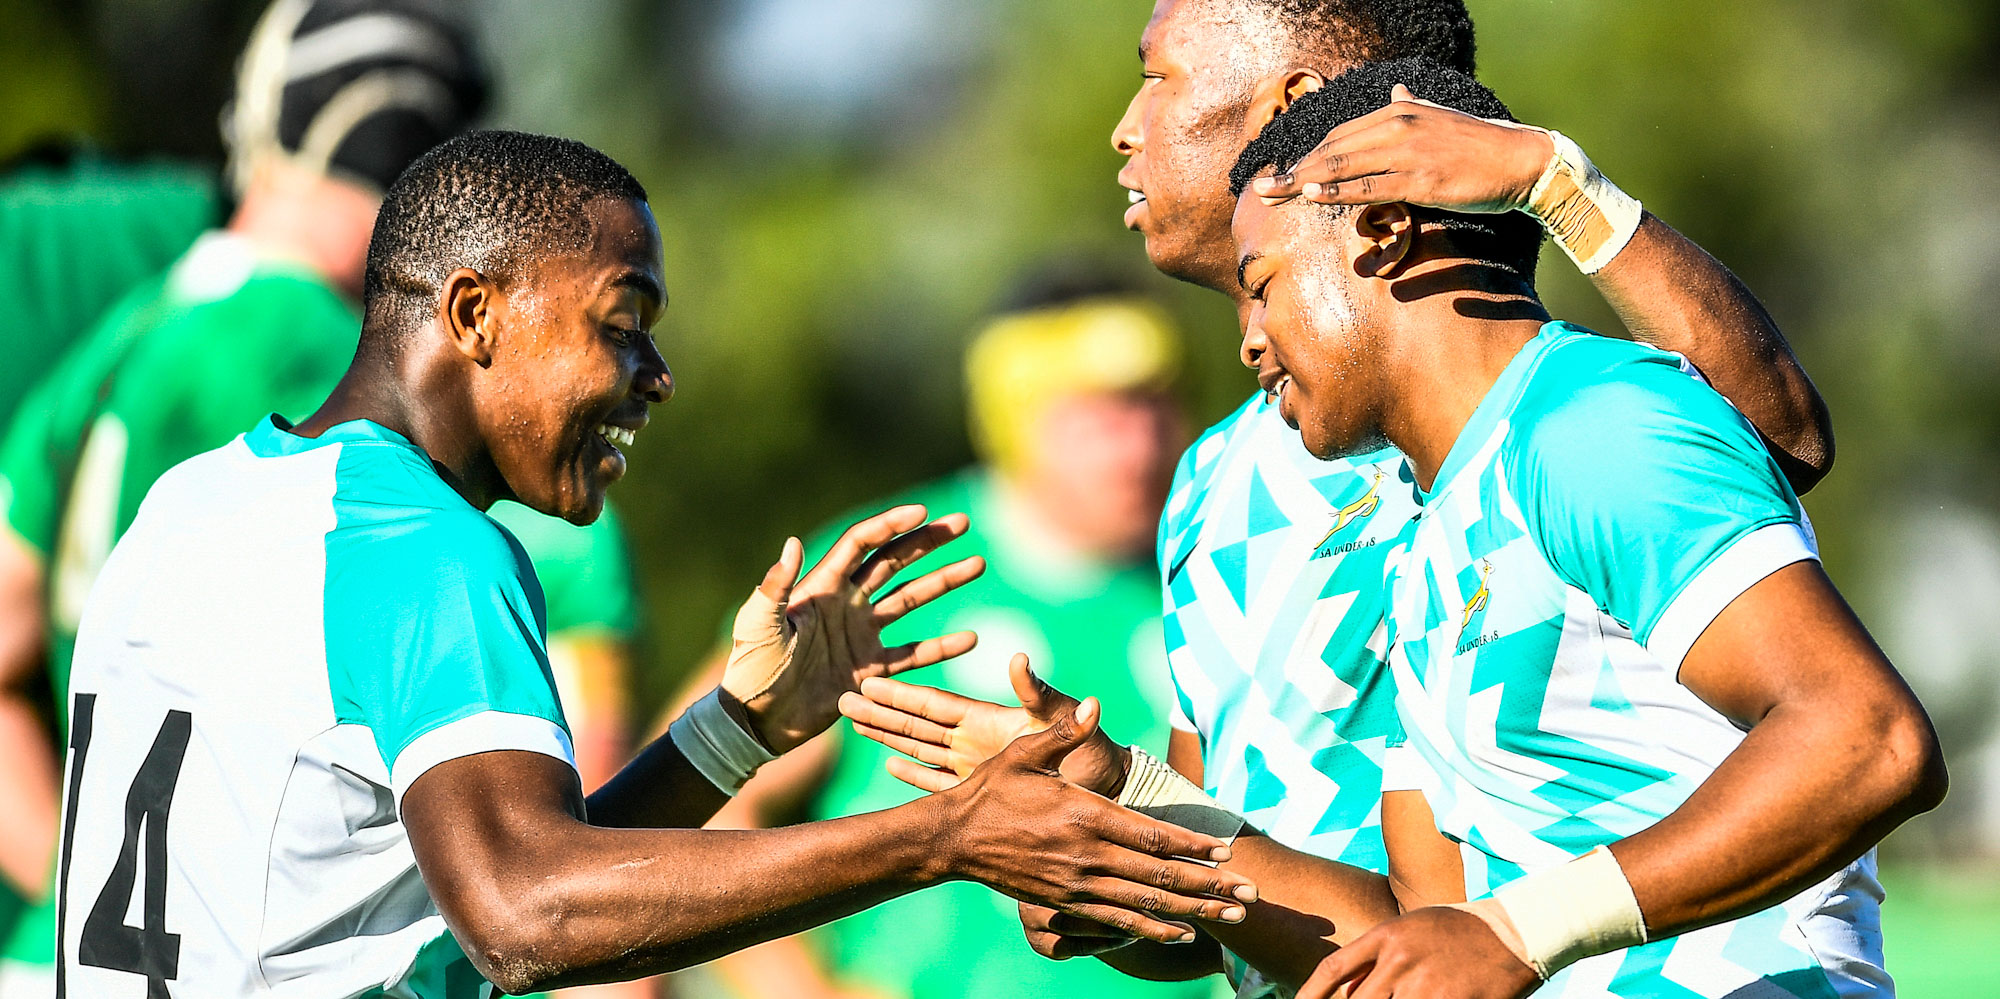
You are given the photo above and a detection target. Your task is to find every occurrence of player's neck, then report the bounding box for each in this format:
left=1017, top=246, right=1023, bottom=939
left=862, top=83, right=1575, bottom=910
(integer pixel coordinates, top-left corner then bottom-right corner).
left=292, top=352, right=508, bottom=510
left=1373, top=271, right=1548, bottom=493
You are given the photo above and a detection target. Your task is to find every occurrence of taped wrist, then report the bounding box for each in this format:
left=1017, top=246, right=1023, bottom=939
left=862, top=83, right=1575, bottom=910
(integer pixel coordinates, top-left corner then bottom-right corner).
left=1465, top=845, right=1649, bottom=979
left=721, top=586, right=797, bottom=703
left=1523, top=129, right=1643, bottom=275
left=669, top=687, right=779, bottom=796
left=1115, top=746, right=1245, bottom=850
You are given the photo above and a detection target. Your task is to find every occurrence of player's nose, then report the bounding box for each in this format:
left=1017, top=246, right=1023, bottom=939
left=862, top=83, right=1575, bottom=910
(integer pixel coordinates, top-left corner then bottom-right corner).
left=634, top=337, right=673, bottom=404
left=1112, top=89, right=1144, bottom=156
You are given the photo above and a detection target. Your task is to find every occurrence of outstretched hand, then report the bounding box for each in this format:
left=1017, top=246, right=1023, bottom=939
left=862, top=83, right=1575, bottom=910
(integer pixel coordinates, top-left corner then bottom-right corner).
left=837, top=652, right=1131, bottom=796
left=936, top=696, right=1257, bottom=945
left=1250, top=83, right=1553, bottom=215
left=725, top=505, right=986, bottom=754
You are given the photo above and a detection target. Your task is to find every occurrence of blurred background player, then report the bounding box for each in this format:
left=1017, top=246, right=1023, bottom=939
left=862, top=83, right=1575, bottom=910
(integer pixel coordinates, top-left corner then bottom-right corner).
left=0, top=4, right=647, bottom=997
left=679, top=276, right=1210, bottom=999
left=0, top=144, right=224, bottom=997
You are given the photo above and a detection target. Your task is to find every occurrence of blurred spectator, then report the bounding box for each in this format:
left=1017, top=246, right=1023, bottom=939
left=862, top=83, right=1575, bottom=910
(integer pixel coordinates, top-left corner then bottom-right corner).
left=679, top=276, right=1204, bottom=999
left=0, top=4, right=646, bottom=998
left=0, top=145, right=223, bottom=992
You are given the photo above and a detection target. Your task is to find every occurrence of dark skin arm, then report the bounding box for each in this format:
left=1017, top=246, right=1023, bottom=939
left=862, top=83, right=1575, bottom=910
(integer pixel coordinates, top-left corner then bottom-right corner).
left=843, top=661, right=1463, bottom=992
left=1301, top=561, right=1947, bottom=999
left=407, top=701, right=1257, bottom=995
left=1251, top=84, right=1832, bottom=492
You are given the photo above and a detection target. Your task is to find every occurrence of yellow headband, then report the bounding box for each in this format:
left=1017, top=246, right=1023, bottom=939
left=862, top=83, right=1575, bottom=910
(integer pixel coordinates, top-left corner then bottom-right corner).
left=965, top=297, right=1183, bottom=477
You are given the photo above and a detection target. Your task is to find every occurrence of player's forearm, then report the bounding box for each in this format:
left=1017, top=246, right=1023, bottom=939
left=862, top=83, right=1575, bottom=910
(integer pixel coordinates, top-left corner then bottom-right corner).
left=1610, top=696, right=1944, bottom=940
left=1589, top=214, right=1833, bottom=491
left=584, top=726, right=732, bottom=829
left=1093, top=935, right=1227, bottom=982
left=1196, top=831, right=1400, bottom=990
left=0, top=694, right=59, bottom=898
left=432, top=788, right=951, bottom=993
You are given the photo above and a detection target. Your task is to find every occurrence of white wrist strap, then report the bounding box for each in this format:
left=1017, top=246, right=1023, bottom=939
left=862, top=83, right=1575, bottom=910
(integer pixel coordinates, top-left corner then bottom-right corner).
left=668, top=688, right=778, bottom=796
left=1464, top=845, right=1648, bottom=979
left=1524, top=130, right=1643, bottom=275
left=1116, top=746, right=1245, bottom=853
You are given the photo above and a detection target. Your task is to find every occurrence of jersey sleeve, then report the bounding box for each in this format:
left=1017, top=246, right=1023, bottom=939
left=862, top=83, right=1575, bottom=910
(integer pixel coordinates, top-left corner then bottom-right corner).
left=487, top=499, right=640, bottom=641
left=1518, top=362, right=1815, bottom=673
left=323, top=495, right=573, bottom=803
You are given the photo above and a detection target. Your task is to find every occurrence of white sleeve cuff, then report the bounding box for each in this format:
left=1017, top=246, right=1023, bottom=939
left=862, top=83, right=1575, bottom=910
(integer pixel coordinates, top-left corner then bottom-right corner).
left=392, top=711, right=577, bottom=806
left=1380, top=743, right=1434, bottom=794
left=1647, top=522, right=1818, bottom=673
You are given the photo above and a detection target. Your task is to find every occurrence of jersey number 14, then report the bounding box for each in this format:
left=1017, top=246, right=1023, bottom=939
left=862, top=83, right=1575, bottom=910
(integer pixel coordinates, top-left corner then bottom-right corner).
left=58, top=693, right=191, bottom=999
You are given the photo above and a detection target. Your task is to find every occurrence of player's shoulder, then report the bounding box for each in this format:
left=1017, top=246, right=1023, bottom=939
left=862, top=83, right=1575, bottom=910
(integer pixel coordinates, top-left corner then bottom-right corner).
left=320, top=428, right=530, bottom=581
left=1508, top=324, right=1757, bottom=469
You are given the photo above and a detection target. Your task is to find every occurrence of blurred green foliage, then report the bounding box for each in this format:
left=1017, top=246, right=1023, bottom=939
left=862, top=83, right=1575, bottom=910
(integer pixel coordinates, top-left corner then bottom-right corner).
left=5, top=0, right=2000, bottom=861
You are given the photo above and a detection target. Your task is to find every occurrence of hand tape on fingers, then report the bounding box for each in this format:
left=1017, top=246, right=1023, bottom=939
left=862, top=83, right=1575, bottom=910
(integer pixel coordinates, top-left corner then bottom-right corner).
left=669, top=687, right=779, bottom=796
left=1523, top=130, right=1643, bottom=275
left=721, top=586, right=798, bottom=703
left=1451, top=845, right=1647, bottom=979
left=1115, top=746, right=1245, bottom=862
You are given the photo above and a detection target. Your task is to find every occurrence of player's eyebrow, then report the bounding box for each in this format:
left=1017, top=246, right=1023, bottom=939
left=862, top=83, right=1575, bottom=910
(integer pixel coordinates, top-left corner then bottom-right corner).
left=609, top=270, right=666, bottom=309
left=1236, top=251, right=1262, bottom=291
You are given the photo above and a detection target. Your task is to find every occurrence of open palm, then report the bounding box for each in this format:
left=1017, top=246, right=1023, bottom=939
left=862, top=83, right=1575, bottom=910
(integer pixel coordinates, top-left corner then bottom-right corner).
left=837, top=653, right=1131, bottom=796
left=724, top=504, right=987, bottom=755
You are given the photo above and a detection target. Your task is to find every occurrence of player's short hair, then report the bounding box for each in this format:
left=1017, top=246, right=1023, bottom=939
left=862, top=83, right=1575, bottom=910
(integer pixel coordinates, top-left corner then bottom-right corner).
left=1228, top=58, right=1542, bottom=282
left=362, top=129, right=649, bottom=338
left=1237, top=0, right=1477, bottom=74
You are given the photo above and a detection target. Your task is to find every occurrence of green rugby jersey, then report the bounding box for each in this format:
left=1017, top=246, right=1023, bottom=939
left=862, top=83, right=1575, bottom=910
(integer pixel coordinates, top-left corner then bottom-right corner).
left=1384, top=323, right=1882, bottom=997
left=797, top=468, right=1212, bottom=999
left=0, top=154, right=219, bottom=429
left=60, top=416, right=572, bottom=998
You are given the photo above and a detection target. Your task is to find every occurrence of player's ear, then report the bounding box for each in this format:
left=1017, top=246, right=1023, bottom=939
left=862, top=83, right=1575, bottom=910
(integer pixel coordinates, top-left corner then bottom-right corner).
left=439, top=267, right=499, bottom=366
left=1354, top=203, right=1418, bottom=279
left=1244, top=68, right=1326, bottom=139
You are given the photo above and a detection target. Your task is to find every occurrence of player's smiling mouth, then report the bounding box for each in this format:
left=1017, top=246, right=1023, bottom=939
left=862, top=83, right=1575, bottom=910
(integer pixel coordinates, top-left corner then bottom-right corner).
left=596, top=423, right=636, bottom=448
left=1122, top=184, right=1149, bottom=229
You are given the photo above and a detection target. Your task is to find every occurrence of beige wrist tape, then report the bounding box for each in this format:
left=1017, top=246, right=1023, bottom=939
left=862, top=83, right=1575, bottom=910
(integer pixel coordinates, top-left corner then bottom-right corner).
left=721, top=586, right=797, bottom=703
left=1463, top=846, right=1648, bottom=979
left=669, top=687, right=778, bottom=796
left=1524, top=130, right=1643, bottom=275
left=1116, top=746, right=1245, bottom=851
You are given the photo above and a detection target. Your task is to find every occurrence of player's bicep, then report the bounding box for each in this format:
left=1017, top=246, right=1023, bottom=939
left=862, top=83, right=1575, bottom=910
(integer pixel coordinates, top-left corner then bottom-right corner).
left=1381, top=789, right=1463, bottom=911
left=1676, top=560, right=1911, bottom=730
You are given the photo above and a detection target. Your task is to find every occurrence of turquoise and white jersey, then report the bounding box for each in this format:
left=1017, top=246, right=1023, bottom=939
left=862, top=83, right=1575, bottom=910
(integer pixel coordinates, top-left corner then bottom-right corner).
left=1160, top=392, right=1416, bottom=858
left=1385, top=323, right=1884, bottom=998
left=60, top=416, right=574, bottom=999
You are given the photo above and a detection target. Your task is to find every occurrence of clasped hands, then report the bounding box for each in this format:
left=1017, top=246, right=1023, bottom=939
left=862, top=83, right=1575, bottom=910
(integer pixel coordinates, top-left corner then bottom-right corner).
left=709, top=504, right=1255, bottom=944
left=839, top=654, right=1540, bottom=999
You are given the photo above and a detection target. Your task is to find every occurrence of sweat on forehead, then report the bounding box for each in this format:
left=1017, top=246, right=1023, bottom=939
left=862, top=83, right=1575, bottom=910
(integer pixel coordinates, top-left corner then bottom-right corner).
left=1227, top=57, right=1512, bottom=196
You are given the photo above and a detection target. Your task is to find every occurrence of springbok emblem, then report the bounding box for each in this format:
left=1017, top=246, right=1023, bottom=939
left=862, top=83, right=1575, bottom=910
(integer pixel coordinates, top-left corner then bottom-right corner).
left=1314, top=470, right=1385, bottom=549
left=1461, top=560, right=1494, bottom=628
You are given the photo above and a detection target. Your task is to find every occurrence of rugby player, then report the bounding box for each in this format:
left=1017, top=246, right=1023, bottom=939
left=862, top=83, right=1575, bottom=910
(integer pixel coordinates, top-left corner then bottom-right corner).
left=702, top=280, right=1204, bottom=999
left=56, top=130, right=1256, bottom=999
left=843, top=1, right=1836, bottom=993
left=842, top=60, right=1946, bottom=998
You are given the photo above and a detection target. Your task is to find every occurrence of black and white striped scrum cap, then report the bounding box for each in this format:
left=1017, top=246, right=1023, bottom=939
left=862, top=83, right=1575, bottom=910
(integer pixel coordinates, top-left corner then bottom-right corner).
left=224, top=0, right=488, bottom=196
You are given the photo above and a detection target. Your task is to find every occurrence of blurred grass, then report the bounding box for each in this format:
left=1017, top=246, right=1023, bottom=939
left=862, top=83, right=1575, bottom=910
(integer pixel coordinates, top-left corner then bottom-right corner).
left=1880, top=864, right=2000, bottom=997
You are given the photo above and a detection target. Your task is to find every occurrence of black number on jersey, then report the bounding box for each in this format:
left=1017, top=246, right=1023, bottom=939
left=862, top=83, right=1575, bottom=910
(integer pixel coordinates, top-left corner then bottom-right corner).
left=58, top=694, right=191, bottom=999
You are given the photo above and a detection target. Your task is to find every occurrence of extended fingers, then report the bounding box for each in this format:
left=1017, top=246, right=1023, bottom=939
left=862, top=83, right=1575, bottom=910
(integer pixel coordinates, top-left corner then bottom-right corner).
left=853, top=513, right=972, bottom=597
left=879, top=630, right=979, bottom=675
left=840, top=688, right=960, bottom=745
left=856, top=674, right=979, bottom=725
left=1070, top=868, right=1248, bottom=929
left=802, top=504, right=930, bottom=593
left=1089, top=805, right=1234, bottom=866
left=847, top=719, right=955, bottom=768
left=756, top=536, right=804, bottom=604
left=872, top=554, right=986, bottom=623
left=884, top=754, right=961, bottom=792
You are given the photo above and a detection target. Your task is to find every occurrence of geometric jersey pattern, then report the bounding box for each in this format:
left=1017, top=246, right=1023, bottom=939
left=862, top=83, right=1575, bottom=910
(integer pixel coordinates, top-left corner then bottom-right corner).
left=1159, top=392, right=1420, bottom=996
left=1384, top=323, right=1886, bottom=998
